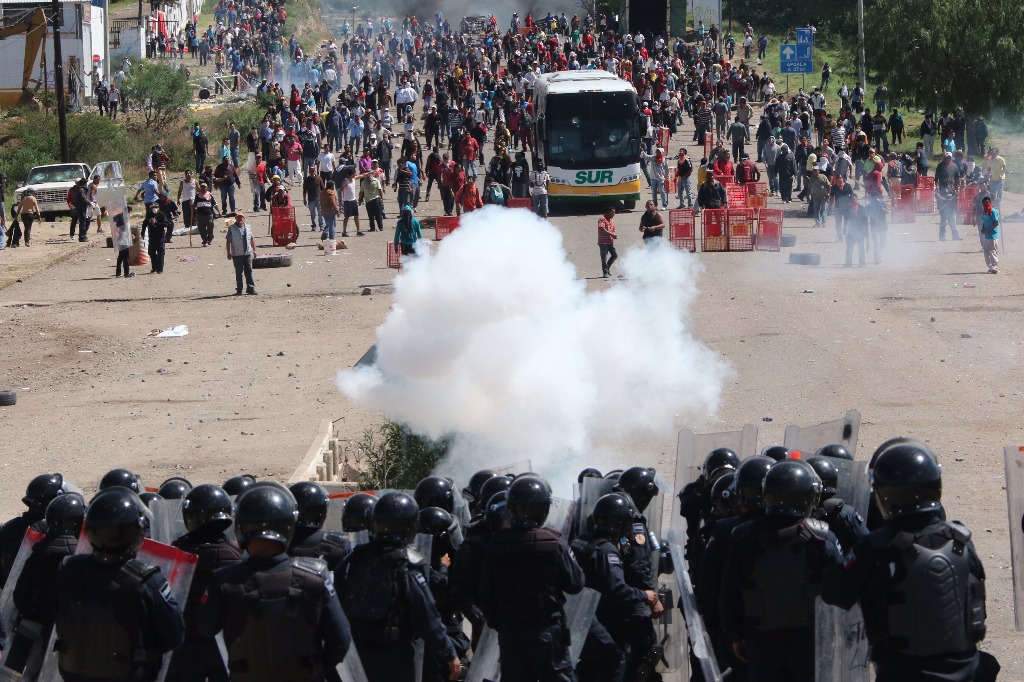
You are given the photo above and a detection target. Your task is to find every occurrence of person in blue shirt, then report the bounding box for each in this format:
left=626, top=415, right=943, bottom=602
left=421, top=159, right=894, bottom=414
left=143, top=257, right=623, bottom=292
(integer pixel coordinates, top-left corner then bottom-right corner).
left=407, top=158, right=423, bottom=208
left=980, top=196, right=999, bottom=274
left=134, top=171, right=161, bottom=211
left=393, top=204, right=421, bottom=256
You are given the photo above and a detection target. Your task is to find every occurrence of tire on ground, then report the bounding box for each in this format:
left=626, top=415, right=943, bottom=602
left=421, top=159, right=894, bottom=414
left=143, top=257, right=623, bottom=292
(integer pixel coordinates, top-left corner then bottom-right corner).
left=780, top=233, right=797, bottom=248
left=788, top=252, right=821, bottom=266
left=0, top=391, right=17, bottom=407
left=252, top=253, right=293, bottom=269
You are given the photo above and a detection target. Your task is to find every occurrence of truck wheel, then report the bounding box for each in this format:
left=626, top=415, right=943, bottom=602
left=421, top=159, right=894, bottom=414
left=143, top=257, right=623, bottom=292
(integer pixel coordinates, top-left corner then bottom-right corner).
left=0, top=391, right=16, bottom=407
left=780, top=234, right=797, bottom=248
left=622, top=200, right=637, bottom=211
left=42, top=213, right=57, bottom=223
left=789, top=252, right=821, bottom=266
left=252, top=254, right=293, bottom=269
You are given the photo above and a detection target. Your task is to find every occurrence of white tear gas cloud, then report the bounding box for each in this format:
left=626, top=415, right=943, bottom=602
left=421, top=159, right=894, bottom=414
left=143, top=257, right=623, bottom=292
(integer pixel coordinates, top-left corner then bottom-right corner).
left=338, top=207, right=730, bottom=494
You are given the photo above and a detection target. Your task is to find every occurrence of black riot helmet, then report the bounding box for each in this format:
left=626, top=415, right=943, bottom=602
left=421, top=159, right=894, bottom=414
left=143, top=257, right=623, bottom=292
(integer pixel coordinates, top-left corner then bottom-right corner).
left=370, top=492, right=419, bottom=545
left=590, top=493, right=633, bottom=540
left=289, top=481, right=331, bottom=530
left=702, top=448, right=741, bottom=480
left=414, top=476, right=456, bottom=514
left=45, top=492, right=86, bottom=536
left=485, top=491, right=510, bottom=533
left=85, top=488, right=147, bottom=565
left=805, top=456, right=839, bottom=499
left=138, top=492, right=162, bottom=508
left=615, top=466, right=659, bottom=513
left=871, top=440, right=942, bottom=520
left=816, top=444, right=853, bottom=461
left=507, top=475, right=552, bottom=529
left=464, top=469, right=497, bottom=504
left=417, top=507, right=454, bottom=539
left=577, top=468, right=603, bottom=484
left=182, top=484, right=234, bottom=534
left=762, top=460, right=822, bottom=518
left=223, top=474, right=257, bottom=496
left=761, top=445, right=791, bottom=462
left=99, top=469, right=141, bottom=495
left=157, top=477, right=193, bottom=500
left=342, top=493, right=377, bottom=532
left=23, top=473, right=67, bottom=513
left=710, top=472, right=737, bottom=518
left=735, top=456, right=775, bottom=512
left=233, top=484, right=299, bottom=550
left=478, top=475, right=512, bottom=510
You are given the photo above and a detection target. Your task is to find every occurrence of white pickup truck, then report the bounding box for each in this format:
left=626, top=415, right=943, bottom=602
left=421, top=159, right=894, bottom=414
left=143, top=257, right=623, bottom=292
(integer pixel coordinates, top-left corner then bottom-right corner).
left=13, top=161, right=126, bottom=221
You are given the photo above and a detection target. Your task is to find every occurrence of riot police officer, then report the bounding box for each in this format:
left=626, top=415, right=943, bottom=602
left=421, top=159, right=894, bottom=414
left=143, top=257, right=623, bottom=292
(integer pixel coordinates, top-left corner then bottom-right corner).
left=341, top=493, right=377, bottom=535
left=479, top=475, right=584, bottom=682
left=0, top=473, right=67, bottom=587
left=157, top=477, right=193, bottom=500
left=720, top=460, right=843, bottom=682
left=54, top=487, right=185, bottom=682
left=7, top=493, right=85, bottom=676
left=198, top=484, right=352, bottom=681
left=461, top=469, right=497, bottom=515
left=166, top=484, right=243, bottom=682
left=761, top=445, right=791, bottom=462
left=815, top=443, right=853, bottom=460
left=336, top=492, right=460, bottom=682
left=822, top=440, right=988, bottom=682
left=222, top=475, right=256, bottom=497
left=98, top=468, right=143, bottom=494
left=678, top=449, right=740, bottom=571
left=414, top=476, right=457, bottom=514
left=288, top=481, right=351, bottom=571
left=806, top=455, right=868, bottom=551
left=418, top=507, right=470, bottom=681
left=573, top=493, right=661, bottom=682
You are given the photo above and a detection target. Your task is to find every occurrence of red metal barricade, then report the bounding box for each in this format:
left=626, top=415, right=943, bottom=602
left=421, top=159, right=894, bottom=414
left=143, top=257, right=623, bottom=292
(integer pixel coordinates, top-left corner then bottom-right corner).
left=755, top=208, right=783, bottom=251
left=387, top=243, right=402, bottom=269
left=747, top=194, right=767, bottom=209
left=657, top=127, right=671, bottom=154
left=726, top=208, right=755, bottom=251
left=957, top=184, right=981, bottom=224
left=506, top=198, right=533, bottom=210
left=714, top=173, right=734, bottom=186
left=270, top=207, right=298, bottom=246
left=916, top=176, right=936, bottom=214
left=703, top=130, right=714, bottom=161
left=896, top=183, right=916, bottom=200
left=726, top=184, right=748, bottom=208
left=747, top=181, right=768, bottom=199
left=434, top=215, right=460, bottom=240
left=701, top=209, right=728, bottom=252
left=668, top=209, right=697, bottom=252
left=891, top=196, right=916, bottom=224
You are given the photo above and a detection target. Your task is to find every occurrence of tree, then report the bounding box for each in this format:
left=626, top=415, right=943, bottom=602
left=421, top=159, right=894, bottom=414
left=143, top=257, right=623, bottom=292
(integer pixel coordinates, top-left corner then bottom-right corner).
left=122, top=62, right=193, bottom=131
left=866, top=0, right=1024, bottom=113
left=355, top=420, right=452, bottom=490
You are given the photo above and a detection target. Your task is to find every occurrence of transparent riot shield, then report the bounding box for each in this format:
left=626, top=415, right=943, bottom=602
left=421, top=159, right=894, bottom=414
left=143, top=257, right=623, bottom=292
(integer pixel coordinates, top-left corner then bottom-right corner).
left=336, top=645, right=370, bottom=682
left=1004, top=445, right=1024, bottom=631
left=654, top=583, right=683, bottom=674
left=452, top=488, right=472, bottom=529
left=465, top=626, right=501, bottom=682
left=671, top=425, right=760, bottom=524
left=414, top=639, right=425, bottom=682
left=543, top=497, right=576, bottom=537
left=576, top=477, right=617, bottom=537
left=348, top=530, right=370, bottom=547
left=564, top=587, right=600, bottom=663
left=667, top=530, right=721, bottom=682
left=0, top=527, right=45, bottom=678
left=832, top=459, right=871, bottom=518
left=814, top=598, right=871, bottom=682
left=411, top=534, right=433, bottom=582
left=782, top=410, right=862, bottom=458
left=492, top=460, right=533, bottom=477
left=147, top=498, right=187, bottom=545
left=645, top=475, right=671, bottom=584
left=105, top=193, right=131, bottom=249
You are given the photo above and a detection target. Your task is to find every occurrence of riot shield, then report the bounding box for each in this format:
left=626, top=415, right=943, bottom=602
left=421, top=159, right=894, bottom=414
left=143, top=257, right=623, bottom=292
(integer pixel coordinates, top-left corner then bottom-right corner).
left=814, top=598, right=871, bottom=682
left=491, top=459, right=533, bottom=477
left=576, top=477, right=616, bottom=537
left=414, top=639, right=425, bottom=682
left=564, top=587, right=600, bottom=663
left=348, top=530, right=370, bottom=547
left=543, top=497, right=576, bottom=537
left=667, top=530, right=721, bottom=682
left=411, top=534, right=433, bottom=583
left=147, top=498, right=187, bottom=545
left=832, top=459, right=871, bottom=518
left=336, top=645, right=370, bottom=682
left=0, top=527, right=45, bottom=678
left=645, top=475, right=670, bottom=584
left=782, top=410, right=862, bottom=458
left=452, top=488, right=472, bottom=528
left=465, top=626, right=500, bottom=682
left=1005, top=445, right=1024, bottom=631
left=654, top=584, right=683, bottom=674
left=671, top=425, right=759, bottom=526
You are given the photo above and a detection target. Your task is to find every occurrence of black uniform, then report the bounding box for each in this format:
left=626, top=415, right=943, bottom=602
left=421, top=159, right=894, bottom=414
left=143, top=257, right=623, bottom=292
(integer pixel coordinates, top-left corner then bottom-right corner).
left=615, top=513, right=659, bottom=678
left=479, top=526, right=584, bottom=682
left=199, top=552, right=352, bottom=682
left=54, top=554, right=185, bottom=682
left=13, top=530, right=77, bottom=626
left=0, top=511, right=43, bottom=588
left=165, top=530, right=243, bottom=682
left=289, top=528, right=351, bottom=572
left=720, top=516, right=843, bottom=682
left=449, top=520, right=489, bottom=649
left=572, top=536, right=650, bottom=682
left=812, top=497, right=869, bottom=553
left=337, top=542, right=456, bottom=682
left=423, top=556, right=470, bottom=682
left=822, top=511, right=986, bottom=682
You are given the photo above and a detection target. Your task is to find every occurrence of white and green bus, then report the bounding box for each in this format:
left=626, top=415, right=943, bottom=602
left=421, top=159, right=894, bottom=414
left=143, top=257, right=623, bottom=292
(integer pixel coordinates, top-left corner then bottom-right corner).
left=532, top=70, right=643, bottom=209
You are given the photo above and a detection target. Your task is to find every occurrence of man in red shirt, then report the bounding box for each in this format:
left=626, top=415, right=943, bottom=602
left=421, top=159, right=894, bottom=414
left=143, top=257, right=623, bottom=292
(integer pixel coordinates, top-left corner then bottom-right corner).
left=439, top=153, right=459, bottom=216
left=863, top=158, right=889, bottom=264
left=598, top=205, right=618, bottom=278
left=460, top=134, right=480, bottom=180
left=455, top=180, right=483, bottom=215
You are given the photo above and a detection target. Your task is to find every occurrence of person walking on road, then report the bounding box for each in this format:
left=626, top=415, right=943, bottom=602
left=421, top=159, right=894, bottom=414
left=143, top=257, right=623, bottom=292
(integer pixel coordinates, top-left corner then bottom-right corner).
left=598, top=206, right=618, bottom=278
left=225, top=212, right=256, bottom=295
left=979, top=196, right=999, bottom=274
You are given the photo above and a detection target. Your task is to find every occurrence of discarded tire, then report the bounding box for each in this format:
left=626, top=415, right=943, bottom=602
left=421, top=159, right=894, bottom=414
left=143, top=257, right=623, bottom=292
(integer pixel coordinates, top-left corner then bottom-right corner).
left=789, top=252, right=821, bottom=266
left=252, top=254, right=293, bottom=269
left=780, top=234, right=797, bottom=248
left=0, top=391, right=17, bottom=407
left=198, top=88, right=211, bottom=100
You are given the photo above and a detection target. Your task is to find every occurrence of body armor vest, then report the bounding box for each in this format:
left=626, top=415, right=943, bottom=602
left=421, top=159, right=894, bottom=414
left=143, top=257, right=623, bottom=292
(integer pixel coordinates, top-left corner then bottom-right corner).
left=740, top=520, right=825, bottom=632
left=488, top=527, right=563, bottom=625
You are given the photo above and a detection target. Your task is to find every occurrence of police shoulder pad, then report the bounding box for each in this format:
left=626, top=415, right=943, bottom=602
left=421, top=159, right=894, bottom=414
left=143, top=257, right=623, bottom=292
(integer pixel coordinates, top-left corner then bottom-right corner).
left=291, top=555, right=329, bottom=577
left=322, top=531, right=349, bottom=549
left=122, top=558, right=161, bottom=582
left=802, top=518, right=832, bottom=542
left=948, top=521, right=972, bottom=544
left=404, top=546, right=428, bottom=567
left=570, top=538, right=592, bottom=554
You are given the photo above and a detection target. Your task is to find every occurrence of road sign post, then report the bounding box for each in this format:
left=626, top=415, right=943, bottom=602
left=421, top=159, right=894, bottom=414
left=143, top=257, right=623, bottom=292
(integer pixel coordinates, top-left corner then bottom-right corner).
left=780, top=44, right=813, bottom=75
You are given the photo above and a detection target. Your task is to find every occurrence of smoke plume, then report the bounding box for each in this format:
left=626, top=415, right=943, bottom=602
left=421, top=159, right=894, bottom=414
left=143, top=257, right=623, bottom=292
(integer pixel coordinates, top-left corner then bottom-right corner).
left=338, top=207, right=729, bottom=493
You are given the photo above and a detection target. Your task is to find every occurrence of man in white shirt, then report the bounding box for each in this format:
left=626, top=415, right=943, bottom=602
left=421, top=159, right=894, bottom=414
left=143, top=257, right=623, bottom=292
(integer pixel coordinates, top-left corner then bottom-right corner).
left=317, top=145, right=336, bottom=174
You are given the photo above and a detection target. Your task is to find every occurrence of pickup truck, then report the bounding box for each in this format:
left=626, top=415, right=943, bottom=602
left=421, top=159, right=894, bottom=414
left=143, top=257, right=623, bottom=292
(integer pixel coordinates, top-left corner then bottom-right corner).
left=13, top=161, right=126, bottom=221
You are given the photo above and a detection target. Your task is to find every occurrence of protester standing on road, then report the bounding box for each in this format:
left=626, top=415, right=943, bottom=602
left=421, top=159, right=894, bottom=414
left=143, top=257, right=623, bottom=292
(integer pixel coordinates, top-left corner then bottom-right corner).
left=193, top=123, right=209, bottom=174
left=225, top=212, right=256, bottom=296
left=598, top=206, right=618, bottom=278
left=213, top=155, right=239, bottom=216
left=193, top=183, right=219, bottom=247
left=16, top=190, right=40, bottom=247
left=639, top=200, right=665, bottom=244
left=394, top=204, right=422, bottom=256
left=980, top=196, right=999, bottom=274
left=177, top=170, right=198, bottom=234
left=675, top=149, right=694, bottom=209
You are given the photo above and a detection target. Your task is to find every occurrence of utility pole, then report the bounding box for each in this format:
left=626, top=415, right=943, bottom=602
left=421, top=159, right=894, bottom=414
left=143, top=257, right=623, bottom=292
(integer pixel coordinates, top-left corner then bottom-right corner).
left=857, top=0, right=867, bottom=87
left=51, top=0, right=70, bottom=162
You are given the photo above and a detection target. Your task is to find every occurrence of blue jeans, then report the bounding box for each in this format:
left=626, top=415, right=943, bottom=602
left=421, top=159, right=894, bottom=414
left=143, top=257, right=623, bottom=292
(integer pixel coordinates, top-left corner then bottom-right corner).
left=532, top=194, right=549, bottom=218
left=677, top=178, right=692, bottom=207
left=307, top=199, right=323, bottom=229
left=321, top=214, right=336, bottom=240
left=652, top=181, right=668, bottom=208
left=220, top=183, right=236, bottom=213
left=462, top=159, right=477, bottom=179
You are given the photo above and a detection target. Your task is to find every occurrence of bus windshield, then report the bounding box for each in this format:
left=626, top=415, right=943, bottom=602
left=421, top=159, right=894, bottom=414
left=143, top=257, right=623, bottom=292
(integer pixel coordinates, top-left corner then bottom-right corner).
left=544, top=91, right=640, bottom=169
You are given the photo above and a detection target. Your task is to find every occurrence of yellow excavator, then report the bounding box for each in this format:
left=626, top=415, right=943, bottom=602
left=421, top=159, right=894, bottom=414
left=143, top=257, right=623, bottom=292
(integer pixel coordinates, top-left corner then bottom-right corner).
left=0, top=7, right=47, bottom=109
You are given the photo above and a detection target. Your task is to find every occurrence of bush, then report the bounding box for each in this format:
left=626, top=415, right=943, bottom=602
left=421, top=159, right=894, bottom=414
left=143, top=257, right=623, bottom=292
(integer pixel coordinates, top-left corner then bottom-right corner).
left=355, top=421, right=452, bottom=491
left=123, top=62, right=193, bottom=131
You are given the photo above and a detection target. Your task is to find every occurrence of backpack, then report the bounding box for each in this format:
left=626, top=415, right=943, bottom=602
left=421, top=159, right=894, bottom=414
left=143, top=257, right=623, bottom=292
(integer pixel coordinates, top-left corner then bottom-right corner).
left=487, top=184, right=504, bottom=204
